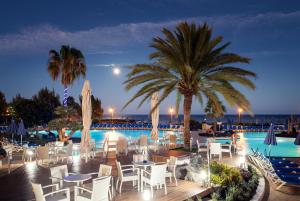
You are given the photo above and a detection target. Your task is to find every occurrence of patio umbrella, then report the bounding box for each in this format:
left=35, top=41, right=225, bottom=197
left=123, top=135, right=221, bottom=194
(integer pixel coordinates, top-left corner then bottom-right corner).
left=17, top=119, right=26, bottom=145
left=7, top=119, right=18, bottom=142
left=151, top=92, right=159, bottom=151
left=81, top=80, right=92, bottom=162
left=264, top=123, right=277, bottom=157
left=294, top=132, right=300, bottom=145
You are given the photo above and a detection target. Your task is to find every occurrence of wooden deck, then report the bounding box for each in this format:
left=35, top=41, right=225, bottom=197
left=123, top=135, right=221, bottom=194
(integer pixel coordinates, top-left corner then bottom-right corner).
left=114, top=180, right=211, bottom=201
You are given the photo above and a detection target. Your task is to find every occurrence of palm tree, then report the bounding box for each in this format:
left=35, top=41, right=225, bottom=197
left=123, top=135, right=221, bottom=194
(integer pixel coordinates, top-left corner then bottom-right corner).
left=123, top=22, right=256, bottom=148
left=47, top=45, right=86, bottom=106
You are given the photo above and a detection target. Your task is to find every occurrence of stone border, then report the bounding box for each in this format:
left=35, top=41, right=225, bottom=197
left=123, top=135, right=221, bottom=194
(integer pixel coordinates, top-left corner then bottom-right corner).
left=249, top=164, right=267, bottom=201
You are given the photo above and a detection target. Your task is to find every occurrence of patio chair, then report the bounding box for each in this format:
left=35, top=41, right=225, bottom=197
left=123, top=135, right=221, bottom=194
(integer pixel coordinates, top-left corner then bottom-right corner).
left=221, top=143, right=232, bottom=158
left=210, top=143, right=222, bottom=161
left=139, top=135, right=148, bottom=154
left=56, top=143, right=73, bottom=163
left=141, top=164, right=167, bottom=198
left=31, top=182, right=70, bottom=201
left=165, top=156, right=178, bottom=186
left=196, top=139, right=208, bottom=155
left=117, top=137, right=128, bottom=155
left=168, top=135, right=177, bottom=149
left=74, top=176, right=111, bottom=201
left=133, top=154, right=148, bottom=163
left=115, top=160, right=140, bottom=193
left=85, top=164, right=113, bottom=199
left=36, top=146, right=52, bottom=166
left=50, top=165, right=76, bottom=188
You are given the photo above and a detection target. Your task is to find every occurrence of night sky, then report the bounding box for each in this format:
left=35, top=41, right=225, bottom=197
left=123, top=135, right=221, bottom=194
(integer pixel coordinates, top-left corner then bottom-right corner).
left=0, top=0, right=300, bottom=115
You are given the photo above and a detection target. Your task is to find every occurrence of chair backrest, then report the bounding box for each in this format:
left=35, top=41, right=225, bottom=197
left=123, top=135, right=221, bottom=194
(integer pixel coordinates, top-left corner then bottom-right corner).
left=91, top=176, right=111, bottom=201
left=167, top=156, right=177, bottom=172
left=117, top=137, right=128, bottom=153
left=115, top=161, right=123, bottom=179
left=55, top=141, right=64, bottom=147
left=133, top=154, right=147, bottom=162
left=31, top=182, right=45, bottom=201
left=210, top=143, right=221, bottom=155
left=36, top=146, right=49, bottom=160
left=50, top=165, right=68, bottom=186
left=98, top=164, right=112, bottom=177
left=150, top=164, right=167, bottom=185
left=66, top=143, right=73, bottom=156
left=169, top=135, right=177, bottom=144
left=139, top=135, right=148, bottom=146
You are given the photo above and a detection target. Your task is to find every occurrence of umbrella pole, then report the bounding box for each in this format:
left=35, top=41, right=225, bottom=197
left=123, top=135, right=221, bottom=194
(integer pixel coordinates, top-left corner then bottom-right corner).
left=21, top=135, right=22, bottom=145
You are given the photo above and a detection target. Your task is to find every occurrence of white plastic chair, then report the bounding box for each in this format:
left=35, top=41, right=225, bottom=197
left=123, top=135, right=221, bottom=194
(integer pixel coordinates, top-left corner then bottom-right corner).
left=57, top=143, right=73, bottom=163
left=31, top=182, right=70, bottom=201
left=221, top=143, right=232, bottom=158
left=115, top=160, right=140, bottom=193
left=74, top=176, right=111, bottom=201
left=117, top=137, right=128, bottom=155
left=36, top=146, right=52, bottom=166
left=141, top=164, right=167, bottom=198
left=196, top=139, right=208, bottom=155
left=165, top=156, right=178, bottom=186
left=210, top=143, right=222, bottom=161
left=139, top=135, right=148, bottom=154
left=50, top=165, right=75, bottom=188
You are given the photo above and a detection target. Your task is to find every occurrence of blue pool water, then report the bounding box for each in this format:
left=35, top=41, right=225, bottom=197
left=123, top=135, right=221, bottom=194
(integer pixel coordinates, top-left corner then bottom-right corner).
left=48, top=129, right=180, bottom=143
left=216, top=132, right=300, bottom=157
left=41, top=130, right=300, bottom=157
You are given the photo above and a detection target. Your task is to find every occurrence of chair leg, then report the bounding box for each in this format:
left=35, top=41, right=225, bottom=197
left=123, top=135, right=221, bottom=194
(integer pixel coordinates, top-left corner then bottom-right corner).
left=174, top=175, right=178, bottom=186
left=150, top=186, right=153, bottom=198
left=119, top=182, right=123, bottom=194
left=164, top=183, right=167, bottom=195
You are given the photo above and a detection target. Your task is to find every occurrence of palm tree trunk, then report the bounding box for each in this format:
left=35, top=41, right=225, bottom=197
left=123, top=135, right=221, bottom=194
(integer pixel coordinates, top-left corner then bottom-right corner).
left=183, top=94, right=193, bottom=148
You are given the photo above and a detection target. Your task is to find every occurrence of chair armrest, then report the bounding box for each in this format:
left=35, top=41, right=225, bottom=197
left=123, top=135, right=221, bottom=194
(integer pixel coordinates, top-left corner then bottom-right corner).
left=89, top=172, right=99, bottom=176
left=74, top=186, right=92, bottom=194
left=69, top=172, right=77, bottom=175
left=49, top=176, right=63, bottom=181
left=142, top=169, right=151, bottom=176
left=42, top=183, right=59, bottom=190
left=122, top=168, right=136, bottom=172
left=121, top=164, right=134, bottom=168
left=44, top=188, right=70, bottom=198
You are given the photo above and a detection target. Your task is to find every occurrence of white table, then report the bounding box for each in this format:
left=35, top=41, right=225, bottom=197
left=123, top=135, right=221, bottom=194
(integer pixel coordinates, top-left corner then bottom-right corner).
left=133, top=161, right=155, bottom=170
left=64, top=174, right=92, bottom=186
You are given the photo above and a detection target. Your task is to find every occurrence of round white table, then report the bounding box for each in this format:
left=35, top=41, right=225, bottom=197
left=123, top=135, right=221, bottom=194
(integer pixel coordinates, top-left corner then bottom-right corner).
left=64, top=174, right=92, bottom=186
left=133, top=161, right=155, bottom=170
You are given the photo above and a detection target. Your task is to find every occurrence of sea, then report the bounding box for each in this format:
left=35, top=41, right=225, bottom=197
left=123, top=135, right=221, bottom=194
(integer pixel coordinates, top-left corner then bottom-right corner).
left=102, top=114, right=300, bottom=125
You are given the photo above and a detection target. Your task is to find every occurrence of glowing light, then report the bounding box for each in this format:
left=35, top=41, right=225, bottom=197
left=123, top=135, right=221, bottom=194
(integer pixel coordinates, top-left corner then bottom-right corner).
left=108, top=107, right=114, bottom=114
left=238, top=108, right=243, bottom=113
left=169, top=107, right=174, bottom=114
left=113, top=67, right=120, bottom=75
left=27, top=150, right=34, bottom=156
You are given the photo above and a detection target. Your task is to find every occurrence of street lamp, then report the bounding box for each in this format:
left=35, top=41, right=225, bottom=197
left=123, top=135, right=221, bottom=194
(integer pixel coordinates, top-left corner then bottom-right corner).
left=108, top=107, right=114, bottom=123
left=169, top=107, right=174, bottom=123
left=238, top=108, right=243, bottom=124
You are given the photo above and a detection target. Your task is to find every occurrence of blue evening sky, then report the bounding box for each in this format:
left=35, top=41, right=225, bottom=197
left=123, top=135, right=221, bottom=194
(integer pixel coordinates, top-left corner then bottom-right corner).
left=0, top=0, right=299, bottom=115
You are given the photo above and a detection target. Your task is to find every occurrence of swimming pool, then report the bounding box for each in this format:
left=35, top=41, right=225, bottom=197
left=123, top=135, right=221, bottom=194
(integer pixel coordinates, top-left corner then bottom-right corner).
left=216, top=132, right=300, bottom=157
left=48, top=129, right=180, bottom=144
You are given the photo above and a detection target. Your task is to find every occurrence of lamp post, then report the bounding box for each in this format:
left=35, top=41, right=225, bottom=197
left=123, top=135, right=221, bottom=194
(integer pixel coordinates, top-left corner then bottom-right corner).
left=238, top=108, right=243, bottom=124
left=169, top=107, right=174, bottom=123
left=108, top=107, right=114, bottom=124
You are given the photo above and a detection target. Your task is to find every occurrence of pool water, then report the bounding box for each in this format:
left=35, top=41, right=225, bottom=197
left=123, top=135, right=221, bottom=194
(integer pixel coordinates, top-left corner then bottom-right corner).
left=216, top=132, right=300, bottom=157
left=49, top=129, right=180, bottom=144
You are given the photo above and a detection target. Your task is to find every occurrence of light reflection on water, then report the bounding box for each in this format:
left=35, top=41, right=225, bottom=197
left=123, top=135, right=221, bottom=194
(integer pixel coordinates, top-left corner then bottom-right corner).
left=216, top=132, right=300, bottom=157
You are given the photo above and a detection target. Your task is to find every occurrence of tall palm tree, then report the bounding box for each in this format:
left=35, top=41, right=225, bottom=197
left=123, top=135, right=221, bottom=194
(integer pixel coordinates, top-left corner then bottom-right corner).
left=47, top=45, right=86, bottom=106
left=123, top=22, right=256, bottom=148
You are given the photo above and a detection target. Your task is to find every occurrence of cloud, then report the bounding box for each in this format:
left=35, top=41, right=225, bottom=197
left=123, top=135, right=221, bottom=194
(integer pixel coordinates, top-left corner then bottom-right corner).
left=0, top=11, right=299, bottom=55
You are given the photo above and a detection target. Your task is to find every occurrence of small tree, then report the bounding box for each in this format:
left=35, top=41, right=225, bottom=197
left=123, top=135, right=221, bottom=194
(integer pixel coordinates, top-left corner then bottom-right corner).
left=48, top=106, right=82, bottom=142
left=0, top=91, right=7, bottom=115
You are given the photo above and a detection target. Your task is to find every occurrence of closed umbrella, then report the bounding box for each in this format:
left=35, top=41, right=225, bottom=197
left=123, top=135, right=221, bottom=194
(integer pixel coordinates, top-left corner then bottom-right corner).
left=294, top=132, right=300, bottom=145
left=7, top=119, right=18, bottom=142
left=17, top=119, right=26, bottom=145
left=151, top=92, right=159, bottom=141
left=81, top=80, right=92, bottom=162
left=264, top=123, right=277, bottom=157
